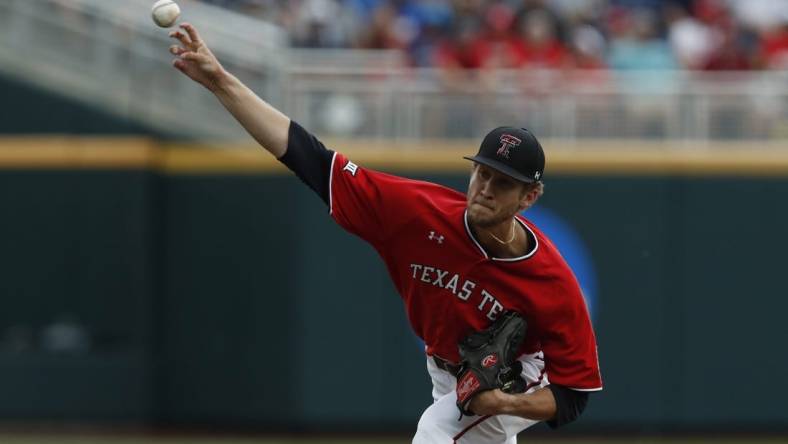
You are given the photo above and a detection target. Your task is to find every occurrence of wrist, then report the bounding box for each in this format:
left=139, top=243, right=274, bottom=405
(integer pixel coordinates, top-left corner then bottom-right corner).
left=208, top=68, right=234, bottom=94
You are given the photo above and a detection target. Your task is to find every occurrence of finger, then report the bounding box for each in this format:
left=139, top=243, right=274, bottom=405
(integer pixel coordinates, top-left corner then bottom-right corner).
left=168, top=30, right=192, bottom=47
left=173, top=59, right=187, bottom=72
left=180, top=23, right=203, bottom=46
left=169, top=45, right=187, bottom=56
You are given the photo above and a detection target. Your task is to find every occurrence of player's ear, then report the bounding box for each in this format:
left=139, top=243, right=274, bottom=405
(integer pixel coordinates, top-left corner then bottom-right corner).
left=517, top=195, right=530, bottom=212
left=518, top=183, right=541, bottom=211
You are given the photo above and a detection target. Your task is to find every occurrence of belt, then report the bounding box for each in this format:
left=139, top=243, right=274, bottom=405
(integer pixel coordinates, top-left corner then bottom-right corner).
left=433, top=355, right=462, bottom=377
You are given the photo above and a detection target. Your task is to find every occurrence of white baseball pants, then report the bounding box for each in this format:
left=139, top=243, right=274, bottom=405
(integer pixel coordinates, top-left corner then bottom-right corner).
left=412, top=352, right=549, bottom=444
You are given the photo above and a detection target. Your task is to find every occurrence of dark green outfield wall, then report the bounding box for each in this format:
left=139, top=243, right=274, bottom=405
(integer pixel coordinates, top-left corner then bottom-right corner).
left=0, top=170, right=157, bottom=419
left=1, top=167, right=787, bottom=431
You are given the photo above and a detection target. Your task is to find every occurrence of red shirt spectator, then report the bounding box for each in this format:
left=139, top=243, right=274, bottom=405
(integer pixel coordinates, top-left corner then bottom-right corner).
left=433, top=19, right=493, bottom=70
left=433, top=37, right=493, bottom=70
left=762, top=24, right=788, bottom=69
left=508, top=10, right=568, bottom=68
left=703, top=28, right=755, bottom=70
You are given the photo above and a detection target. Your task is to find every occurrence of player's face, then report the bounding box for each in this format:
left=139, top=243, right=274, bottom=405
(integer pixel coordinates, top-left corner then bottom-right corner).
left=467, top=164, right=532, bottom=228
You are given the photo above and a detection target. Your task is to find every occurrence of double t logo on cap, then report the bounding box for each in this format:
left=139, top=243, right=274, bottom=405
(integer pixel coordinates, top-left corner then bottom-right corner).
left=496, top=134, right=522, bottom=159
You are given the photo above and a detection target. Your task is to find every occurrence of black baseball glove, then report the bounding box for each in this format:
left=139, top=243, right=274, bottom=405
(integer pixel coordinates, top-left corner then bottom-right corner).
left=455, top=311, right=528, bottom=417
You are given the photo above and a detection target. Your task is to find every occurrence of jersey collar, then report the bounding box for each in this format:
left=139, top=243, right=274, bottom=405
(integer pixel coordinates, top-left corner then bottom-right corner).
left=463, top=210, right=539, bottom=262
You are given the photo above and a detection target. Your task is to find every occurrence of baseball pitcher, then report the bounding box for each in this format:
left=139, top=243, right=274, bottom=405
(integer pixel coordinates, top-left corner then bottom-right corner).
left=168, top=23, right=602, bottom=443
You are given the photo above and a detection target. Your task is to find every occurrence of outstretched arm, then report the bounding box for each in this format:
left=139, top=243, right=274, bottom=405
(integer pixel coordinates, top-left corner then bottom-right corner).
left=169, top=23, right=333, bottom=204
left=169, top=23, right=290, bottom=158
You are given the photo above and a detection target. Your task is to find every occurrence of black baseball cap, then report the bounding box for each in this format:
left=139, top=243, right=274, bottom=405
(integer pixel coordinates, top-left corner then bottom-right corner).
left=463, top=126, right=545, bottom=183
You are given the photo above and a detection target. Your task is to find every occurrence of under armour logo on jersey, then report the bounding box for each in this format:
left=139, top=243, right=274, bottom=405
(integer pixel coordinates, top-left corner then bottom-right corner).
left=343, top=160, right=358, bottom=176
left=534, top=171, right=541, bottom=180
left=497, top=134, right=522, bottom=159
left=428, top=231, right=444, bottom=244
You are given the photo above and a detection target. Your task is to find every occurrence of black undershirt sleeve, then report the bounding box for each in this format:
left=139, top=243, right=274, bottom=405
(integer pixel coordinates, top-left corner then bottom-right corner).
left=278, top=120, right=335, bottom=206
left=546, top=384, right=589, bottom=429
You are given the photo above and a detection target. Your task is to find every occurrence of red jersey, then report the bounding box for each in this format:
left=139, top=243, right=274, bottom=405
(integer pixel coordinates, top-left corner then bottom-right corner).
left=329, top=152, right=603, bottom=392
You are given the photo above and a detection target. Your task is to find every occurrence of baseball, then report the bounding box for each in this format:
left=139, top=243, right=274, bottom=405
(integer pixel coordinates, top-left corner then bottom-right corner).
left=151, top=0, right=180, bottom=28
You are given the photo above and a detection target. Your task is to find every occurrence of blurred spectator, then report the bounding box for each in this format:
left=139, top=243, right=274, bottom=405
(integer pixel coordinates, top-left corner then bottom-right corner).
left=607, top=8, right=678, bottom=70
left=357, top=0, right=453, bottom=65
left=702, top=22, right=759, bottom=70
left=287, top=0, right=363, bottom=48
left=356, top=3, right=410, bottom=50
left=433, top=17, right=492, bottom=89
left=513, top=0, right=568, bottom=42
left=568, top=23, right=607, bottom=69
left=761, top=20, right=788, bottom=69
left=726, top=0, right=788, bottom=34
left=606, top=6, right=678, bottom=138
left=509, top=9, right=569, bottom=68
left=482, top=2, right=521, bottom=68
left=199, top=0, right=788, bottom=72
left=665, top=2, right=719, bottom=69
